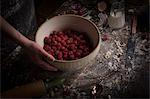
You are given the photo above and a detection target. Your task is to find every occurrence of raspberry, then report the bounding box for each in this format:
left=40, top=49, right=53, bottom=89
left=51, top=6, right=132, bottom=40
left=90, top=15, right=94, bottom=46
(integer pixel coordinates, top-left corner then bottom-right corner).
left=69, top=44, right=76, bottom=50
left=77, top=49, right=82, bottom=54
left=84, top=47, right=89, bottom=52
left=52, top=31, right=57, bottom=35
left=57, top=42, right=62, bottom=47
left=73, top=50, right=76, bottom=53
left=57, top=52, right=63, bottom=60
left=69, top=38, right=73, bottom=43
left=57, top=46, right=61, bottom=50
left=63, top=55, right=68, bottom=59
left=43, top=44, right=51, bottom=51
left=61, top=46, right=65, bottom=50
left=79, top=34, right=84, bottom=39
left=53, top=40, right=58, bottom=45
left=56, top=37, right=61, bottom=42
left=80, top=40, right=86, bottom=44
left=82, top=51, right=89, bottom=56
left=44, top=37, right=49, bottom=44
left=76, top=36, right=81, bottom=41
left=48, top=51, right=54, bottom=56
left=53, top=35, right=57, bottom=38
left=63, top=48, right=68, bottom=52
left=58, top=31, right=64, bottom=35
left=74, top=40, right=78, bottom=45
left=63, top=52, right=68, bottom=59
left=52, top=38, right=56, bottom=42
left=63, top=51, right=68, bottom=55
left=68, top=51, right=73, bottom=55
left=61, top=40, right=67, bottom=46
left=47, top=39, right=52, bottom=44
left=52, top=46, right=57, bottom=50
left=43, top=29, right=92, bottom=60
left=55, top=50, right=60, bottom=55
left=65, top=29, right=71, bottom=34
left=66, top=39, right=71, bottom=44
left=50, top=49, right=54, bottom=53
left=79, top=45, right=84, bottom=49
left=75, top=51, right=81, bottom=57
left=70, top=54, right=75, bottom=60
left=63, top=35, right=68, bottom=41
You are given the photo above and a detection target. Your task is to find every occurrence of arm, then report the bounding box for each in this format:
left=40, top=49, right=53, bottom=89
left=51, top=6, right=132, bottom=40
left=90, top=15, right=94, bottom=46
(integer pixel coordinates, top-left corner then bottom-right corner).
left=0, top=16, right=31, bottom=47
left=0, top=16, right=57, bottom=71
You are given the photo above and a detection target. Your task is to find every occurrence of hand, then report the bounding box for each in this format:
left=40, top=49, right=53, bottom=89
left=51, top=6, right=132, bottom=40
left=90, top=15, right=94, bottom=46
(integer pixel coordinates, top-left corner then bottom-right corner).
left=24, top=41, right=58, bottom=71
left=0, top=16, right=57, bottom=71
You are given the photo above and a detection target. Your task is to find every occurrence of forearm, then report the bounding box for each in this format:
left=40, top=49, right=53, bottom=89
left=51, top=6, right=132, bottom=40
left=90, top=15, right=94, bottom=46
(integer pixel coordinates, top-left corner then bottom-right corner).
left=0, top=16, right=32, bottom=47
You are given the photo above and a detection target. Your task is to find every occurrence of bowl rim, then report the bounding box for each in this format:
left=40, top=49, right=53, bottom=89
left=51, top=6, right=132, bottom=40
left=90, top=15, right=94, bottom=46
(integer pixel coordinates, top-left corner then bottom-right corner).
left=35, top=14, right=101, bottom=63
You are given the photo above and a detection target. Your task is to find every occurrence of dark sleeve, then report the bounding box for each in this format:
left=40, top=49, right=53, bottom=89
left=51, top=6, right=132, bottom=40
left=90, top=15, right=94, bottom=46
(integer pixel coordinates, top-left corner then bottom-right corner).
left=1, top=0, right=37, bottom=36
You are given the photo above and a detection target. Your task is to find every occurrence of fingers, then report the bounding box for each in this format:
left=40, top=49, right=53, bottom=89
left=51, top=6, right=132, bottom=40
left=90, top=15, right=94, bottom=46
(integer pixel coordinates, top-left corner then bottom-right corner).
left=42, top=49, right=55, bottom=61
left=38, top=45, right=55, bottom=61
left=31, top=55, right=58, bottom=71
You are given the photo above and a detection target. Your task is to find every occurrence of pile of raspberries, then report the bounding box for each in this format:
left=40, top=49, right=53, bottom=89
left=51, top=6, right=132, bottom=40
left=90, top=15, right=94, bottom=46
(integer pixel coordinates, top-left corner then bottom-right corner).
left=43, top=29, right=92, bottom=60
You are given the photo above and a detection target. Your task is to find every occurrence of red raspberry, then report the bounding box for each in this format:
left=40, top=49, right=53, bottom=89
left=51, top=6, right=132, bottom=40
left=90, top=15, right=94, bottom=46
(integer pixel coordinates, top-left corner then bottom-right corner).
left=63, top=54, right=68, bottom=59
left=70, top=54, right=75, bottom=60
left=73, top=50, right=76, bottom=53
left=80, top=40, right=86, bottom=44
left=55, top=50, right=60, bottom=55
left=57, top=42, right=62, bottom=47
left=53, top=34, right=57, bottom=38
left=68, top=51, right=73, bottom=55
left=63, top=51, right=68, bottom=55
left=63, top=35, right=68, bottom=41
left=52, top=38, right=56, bottom=42
left=63, top=48, right=68, bottom=52
left=50, top=49, right=54, bottom=53
left=69, top=44, right=76, bottom=50
left=69, top=38, right=73, bottom=42
left=84, top=47, right=89, bottom=52
left=56, top=37, right=61, bottom=42
left=66, top=39, right=71, bottom=44
left=47, top=51, right=54, bottom=56
left=74, top=40, right=78, bottom=45
left=47, top=39, right=52, bottom=44
left=53, top=40, right=58, bottom=45
left=79, top=45, right=84, bottom=49
left=57, top=46, right=61, bottom=50
left=63, top=52, right=68, bottom=59
left=43, top=44, right=51, bottom=51
left=52, top=31, right=57, bottom=35
left=75, top=51, right=81, bottom=57
left=52, top=46, right=57, bottom=50
left=82, top=51, right=89, bottom=56
left=44, top=37, right=49, bottom=44
left=61, top=46, right=65, bottom=50
left=57, top=52, right=63, bottom=60
left=77, top=49, right=82, bottom=54
left=76, top=37, right=81, bottom=41
left=61, top=40, right=67, bottom=46
left=58, top=31, right=64, bottom=35
left=44, top=29, right=92, bottom=60
left=79, top=34, right=84, bottom=39
left=65, top=29, right=71, bottom=34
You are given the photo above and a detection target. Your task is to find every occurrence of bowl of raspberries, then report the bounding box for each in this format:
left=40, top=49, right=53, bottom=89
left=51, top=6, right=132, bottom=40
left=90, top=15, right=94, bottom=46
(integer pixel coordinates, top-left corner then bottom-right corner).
left=35, top=15, right=101, bottom=72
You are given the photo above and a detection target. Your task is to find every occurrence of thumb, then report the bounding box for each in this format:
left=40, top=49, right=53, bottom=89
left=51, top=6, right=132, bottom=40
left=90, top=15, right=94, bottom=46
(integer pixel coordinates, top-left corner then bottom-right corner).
left=40, top=48, right=55, bottom=61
